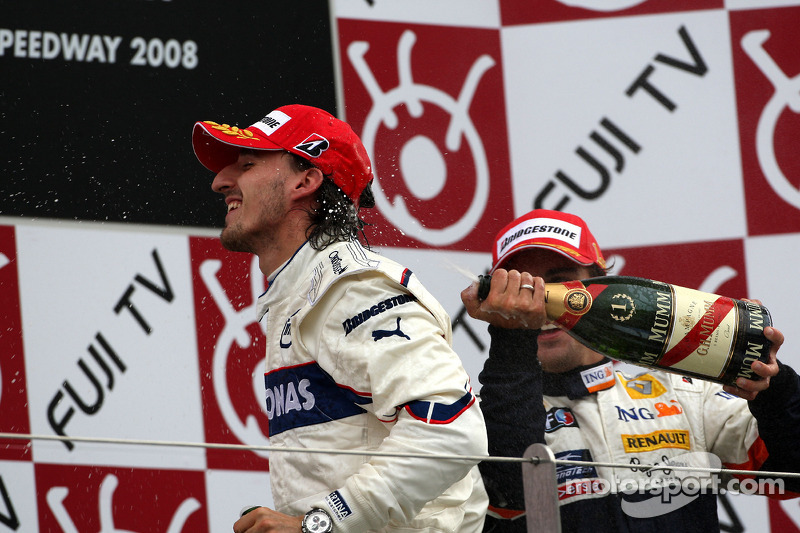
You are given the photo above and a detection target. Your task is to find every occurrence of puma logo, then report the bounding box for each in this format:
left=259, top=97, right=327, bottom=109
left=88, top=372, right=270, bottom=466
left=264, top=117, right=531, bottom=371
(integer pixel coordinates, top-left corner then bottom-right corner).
left=372, top=317, right=410, bottom=342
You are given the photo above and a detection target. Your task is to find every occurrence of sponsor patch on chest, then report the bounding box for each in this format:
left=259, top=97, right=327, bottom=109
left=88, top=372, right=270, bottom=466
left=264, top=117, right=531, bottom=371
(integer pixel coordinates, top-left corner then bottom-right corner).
left=263, top=362, right=371, bottom=436
left=621, top=429, right=690, bottom=453
left=545, top=407, right=579, bottom=432
left=555, top=449, right=597, bottom=484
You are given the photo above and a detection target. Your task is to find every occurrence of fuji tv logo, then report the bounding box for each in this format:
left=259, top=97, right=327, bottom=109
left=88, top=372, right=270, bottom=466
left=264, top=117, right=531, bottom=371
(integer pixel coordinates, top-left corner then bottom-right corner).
left=198, top=255, right=270, bottom=460
left=741, top=29, right=800, bottom=210
left=347, top=29, right=495, bottom=246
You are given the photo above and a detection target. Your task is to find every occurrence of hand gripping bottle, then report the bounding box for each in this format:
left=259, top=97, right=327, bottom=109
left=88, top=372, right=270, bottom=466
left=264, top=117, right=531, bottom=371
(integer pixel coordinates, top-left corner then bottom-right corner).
left=478, top=275, right=772, bottom=385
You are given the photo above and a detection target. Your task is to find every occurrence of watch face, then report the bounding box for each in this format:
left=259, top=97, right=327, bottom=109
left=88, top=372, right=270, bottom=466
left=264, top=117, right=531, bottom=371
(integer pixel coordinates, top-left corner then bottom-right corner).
left=303, top=509, right=332, bottom=533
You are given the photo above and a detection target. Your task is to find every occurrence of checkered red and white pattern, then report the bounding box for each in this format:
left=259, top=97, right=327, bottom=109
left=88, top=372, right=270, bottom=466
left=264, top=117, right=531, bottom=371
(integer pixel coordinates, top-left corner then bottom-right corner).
left=1, top=0, right=799, bottom=530
left=335, top=1, right=800, bottom=529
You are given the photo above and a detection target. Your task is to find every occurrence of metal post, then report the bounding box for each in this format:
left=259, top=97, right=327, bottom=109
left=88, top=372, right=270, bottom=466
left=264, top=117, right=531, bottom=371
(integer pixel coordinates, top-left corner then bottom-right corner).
left=522, top=443, right=561, bottom=533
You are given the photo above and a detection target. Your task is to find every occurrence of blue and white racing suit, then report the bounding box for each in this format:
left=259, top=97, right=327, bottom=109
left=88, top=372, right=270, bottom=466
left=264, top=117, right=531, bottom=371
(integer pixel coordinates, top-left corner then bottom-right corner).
left=256, top=240, right=488, bottom=532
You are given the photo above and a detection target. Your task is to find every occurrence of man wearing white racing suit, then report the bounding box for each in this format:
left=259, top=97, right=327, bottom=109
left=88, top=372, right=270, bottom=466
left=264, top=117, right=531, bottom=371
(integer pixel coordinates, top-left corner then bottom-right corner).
left=478, top=334, right=800, bottom=531
left=461, top=209, right=800, bottom=532
left=257, top=239, right=487, bottom=531
left=192, top=104, right=488, bottom=533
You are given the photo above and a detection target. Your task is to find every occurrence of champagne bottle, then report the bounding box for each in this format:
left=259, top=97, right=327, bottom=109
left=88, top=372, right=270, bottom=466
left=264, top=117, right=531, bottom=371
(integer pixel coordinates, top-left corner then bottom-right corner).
left=477, top=275, right=772, bottom=385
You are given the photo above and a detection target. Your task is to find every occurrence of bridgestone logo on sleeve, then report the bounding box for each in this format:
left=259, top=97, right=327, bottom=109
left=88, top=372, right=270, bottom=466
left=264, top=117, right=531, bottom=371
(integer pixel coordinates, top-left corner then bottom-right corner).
left=342, top=293, right=417, bottom=335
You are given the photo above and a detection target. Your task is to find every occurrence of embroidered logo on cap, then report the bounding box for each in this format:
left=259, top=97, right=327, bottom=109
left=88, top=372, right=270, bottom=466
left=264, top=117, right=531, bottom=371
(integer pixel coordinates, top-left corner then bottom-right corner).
left=203, top=121, right=259, bottom=140
left=294, top=134, right=330, bottom=158
left=253, top=110, right=292, bottom=135
left=496, top=217, right=582, bottom=258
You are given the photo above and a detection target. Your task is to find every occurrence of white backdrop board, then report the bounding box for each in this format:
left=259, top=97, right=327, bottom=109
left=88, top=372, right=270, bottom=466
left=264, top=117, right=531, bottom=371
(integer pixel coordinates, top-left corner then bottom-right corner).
left=1, top=0, right=800, bottom=530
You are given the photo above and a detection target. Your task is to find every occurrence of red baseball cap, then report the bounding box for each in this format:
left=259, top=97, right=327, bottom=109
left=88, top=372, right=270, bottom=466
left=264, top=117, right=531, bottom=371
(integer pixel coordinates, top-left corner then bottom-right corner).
left=490, top=209, right=606, bottom=273
left=192, top=104, right=373, bottom=204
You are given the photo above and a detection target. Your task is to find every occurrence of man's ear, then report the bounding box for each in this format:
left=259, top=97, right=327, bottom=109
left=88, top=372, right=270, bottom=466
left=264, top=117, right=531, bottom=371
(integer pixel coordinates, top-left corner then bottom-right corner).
left=291, top=167, right=324, bottom=201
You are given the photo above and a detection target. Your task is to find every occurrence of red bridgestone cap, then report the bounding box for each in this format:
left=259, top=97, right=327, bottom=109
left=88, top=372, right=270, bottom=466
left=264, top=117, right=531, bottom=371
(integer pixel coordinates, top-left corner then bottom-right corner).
left=192, top=104, right=373, bottom=204
left=490, top=209, right=606, bottom=273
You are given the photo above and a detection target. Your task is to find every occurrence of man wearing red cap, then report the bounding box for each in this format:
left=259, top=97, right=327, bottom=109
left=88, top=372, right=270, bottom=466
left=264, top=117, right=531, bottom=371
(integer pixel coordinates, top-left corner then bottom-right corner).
left=461, top=209, right=800, bottom=532
left=193, top=105, right=488, bottom=533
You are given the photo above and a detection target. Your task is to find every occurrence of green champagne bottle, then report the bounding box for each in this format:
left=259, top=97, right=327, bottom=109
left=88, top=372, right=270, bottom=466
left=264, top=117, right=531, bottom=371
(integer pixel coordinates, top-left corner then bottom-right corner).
left=477, top=275, right=772, bottom=385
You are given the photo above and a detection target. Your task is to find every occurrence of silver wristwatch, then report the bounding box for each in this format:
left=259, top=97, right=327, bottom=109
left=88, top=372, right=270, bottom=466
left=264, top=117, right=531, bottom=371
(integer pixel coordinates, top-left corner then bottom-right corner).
left=301, top=507, right=333, bottom=533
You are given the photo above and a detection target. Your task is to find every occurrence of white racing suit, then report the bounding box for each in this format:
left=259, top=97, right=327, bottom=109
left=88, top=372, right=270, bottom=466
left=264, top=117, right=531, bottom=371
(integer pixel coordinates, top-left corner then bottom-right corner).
left=255, top=240, right=488, bottom=532
left=479, top=327, right=800, bottom=532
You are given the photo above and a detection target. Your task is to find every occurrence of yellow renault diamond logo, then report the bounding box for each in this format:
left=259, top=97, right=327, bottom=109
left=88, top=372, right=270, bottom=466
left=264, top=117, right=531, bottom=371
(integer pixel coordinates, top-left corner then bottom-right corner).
left=619, top=374, right=667, bottom=399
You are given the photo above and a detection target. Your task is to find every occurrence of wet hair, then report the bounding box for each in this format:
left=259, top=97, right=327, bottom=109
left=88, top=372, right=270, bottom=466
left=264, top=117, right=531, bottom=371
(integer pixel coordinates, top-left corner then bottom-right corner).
left=588, top=262, right=610, bottom=278
left=285, top=152, right=374, bottom=250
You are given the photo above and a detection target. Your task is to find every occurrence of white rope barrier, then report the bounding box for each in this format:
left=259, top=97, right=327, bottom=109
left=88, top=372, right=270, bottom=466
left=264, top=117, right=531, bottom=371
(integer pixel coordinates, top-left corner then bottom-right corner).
left=2, top=432, right=799, bottom=479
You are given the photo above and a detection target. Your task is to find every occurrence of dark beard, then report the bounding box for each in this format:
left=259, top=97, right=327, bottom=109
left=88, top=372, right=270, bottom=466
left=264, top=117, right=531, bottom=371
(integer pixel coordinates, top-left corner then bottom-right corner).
left=219, top=224, right=255, bottom=254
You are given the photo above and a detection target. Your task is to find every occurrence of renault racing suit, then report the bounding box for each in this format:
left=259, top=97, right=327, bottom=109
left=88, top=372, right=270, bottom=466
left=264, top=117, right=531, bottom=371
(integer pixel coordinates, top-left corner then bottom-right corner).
left=479, top=326, right=800, bottom=532
left=255, top=240, right=488, bottom=532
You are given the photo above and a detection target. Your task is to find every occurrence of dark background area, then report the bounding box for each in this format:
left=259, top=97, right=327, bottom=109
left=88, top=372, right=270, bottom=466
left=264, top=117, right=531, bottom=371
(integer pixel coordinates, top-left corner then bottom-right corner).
left=0, top=0, right=337, bottom=228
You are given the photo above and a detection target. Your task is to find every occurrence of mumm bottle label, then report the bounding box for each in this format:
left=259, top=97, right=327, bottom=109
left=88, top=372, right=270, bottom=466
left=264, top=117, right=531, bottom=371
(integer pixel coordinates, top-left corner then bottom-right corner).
left=544, top=277, right=771, bottom=384
left=653, top=286, right=738, bottom=378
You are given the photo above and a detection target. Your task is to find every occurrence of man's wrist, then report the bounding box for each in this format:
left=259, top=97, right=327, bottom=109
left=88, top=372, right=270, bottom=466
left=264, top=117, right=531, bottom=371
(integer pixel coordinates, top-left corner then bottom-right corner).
left=749, top=361, right=799, bottom=411
left=301, top=507, right=333, bottom=533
